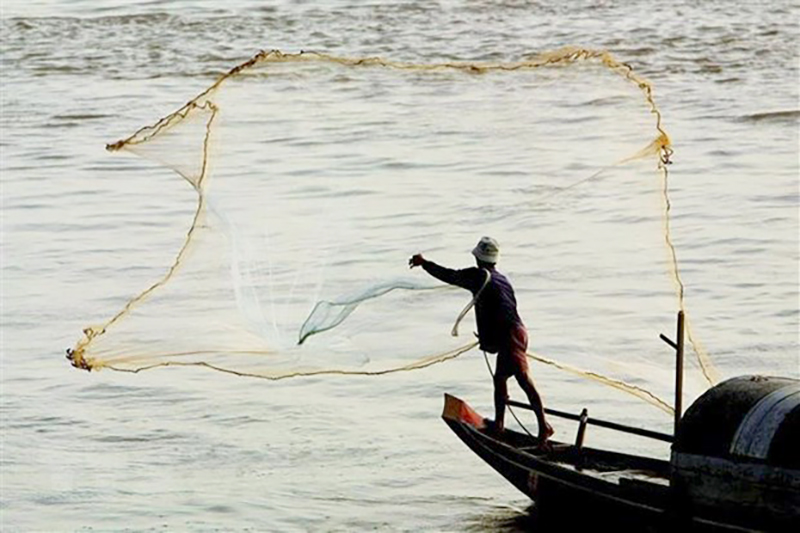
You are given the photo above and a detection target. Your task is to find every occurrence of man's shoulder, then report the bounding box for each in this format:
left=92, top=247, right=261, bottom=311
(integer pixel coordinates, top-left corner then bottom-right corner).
left=458, top=266, right=489, bottom=279
left=489, top=269, right=514, bottom=287
left=454, top=266, right=487, bottom=290
left=490, top=268, right=507, bottom=279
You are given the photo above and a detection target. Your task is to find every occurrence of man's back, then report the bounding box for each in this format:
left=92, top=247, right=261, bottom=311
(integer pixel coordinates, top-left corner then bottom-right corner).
left=420, top=261, right=521, bottom=353
left=475, top=268, right=522, bottom=352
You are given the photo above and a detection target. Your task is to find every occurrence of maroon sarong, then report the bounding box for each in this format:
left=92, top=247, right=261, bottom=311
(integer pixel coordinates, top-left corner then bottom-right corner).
left=495, top=323, right=529, bottom=379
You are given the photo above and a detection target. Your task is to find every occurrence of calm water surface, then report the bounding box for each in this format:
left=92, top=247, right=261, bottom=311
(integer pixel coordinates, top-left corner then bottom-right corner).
left=1, top=1, right=798, bottom=531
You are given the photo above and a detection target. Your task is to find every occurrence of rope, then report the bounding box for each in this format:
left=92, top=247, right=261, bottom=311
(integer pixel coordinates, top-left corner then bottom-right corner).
left=481, top=349, right=539, bottom=442
left=451, top=268, right=491, bottom=337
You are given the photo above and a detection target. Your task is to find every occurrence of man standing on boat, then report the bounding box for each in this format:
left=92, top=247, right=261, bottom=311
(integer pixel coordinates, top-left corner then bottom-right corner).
left=409, top=237, right=553, bottom=443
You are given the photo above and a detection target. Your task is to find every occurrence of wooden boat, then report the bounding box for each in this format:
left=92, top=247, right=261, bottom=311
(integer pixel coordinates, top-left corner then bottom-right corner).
left=442, top=313, right=800, bottom=532
left=443, top=394, right=678, bottom=530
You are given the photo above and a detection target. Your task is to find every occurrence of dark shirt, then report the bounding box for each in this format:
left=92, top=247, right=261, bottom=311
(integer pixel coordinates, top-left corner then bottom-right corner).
left=422, top=260, right=523, bottom=353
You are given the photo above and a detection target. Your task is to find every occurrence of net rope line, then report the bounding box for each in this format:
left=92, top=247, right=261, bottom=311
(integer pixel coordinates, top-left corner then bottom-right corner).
left=525, top=350, right=673, bottom=415
left=96, top=341, right=480, bottom=380
left=67, top=47, right=716, bottom=389
left=68, top=100, right=218, bottom=371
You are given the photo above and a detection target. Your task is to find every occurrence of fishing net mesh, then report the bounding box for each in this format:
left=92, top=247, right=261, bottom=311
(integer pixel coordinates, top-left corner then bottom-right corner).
left=69, top=48, right=717, bottom=414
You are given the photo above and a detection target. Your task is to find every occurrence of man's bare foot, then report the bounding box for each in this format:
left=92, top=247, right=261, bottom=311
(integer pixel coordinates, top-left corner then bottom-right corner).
left=537, top=422, right=554, bottom=442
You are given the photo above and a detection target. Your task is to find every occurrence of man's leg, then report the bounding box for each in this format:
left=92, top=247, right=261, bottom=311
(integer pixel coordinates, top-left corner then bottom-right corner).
left=508, top=324, right=552, bottom=442
left=515, top=371, right=553, bottom=441
left=493, top=373, right=509, bottom=431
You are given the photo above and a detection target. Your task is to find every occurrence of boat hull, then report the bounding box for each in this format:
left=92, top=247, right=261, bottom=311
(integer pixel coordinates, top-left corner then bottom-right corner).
left=441, top=393, right=775, bottom=532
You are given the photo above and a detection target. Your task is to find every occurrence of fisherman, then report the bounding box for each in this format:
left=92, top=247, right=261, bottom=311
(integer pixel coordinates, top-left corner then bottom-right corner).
left=409, top=237, right=553, bottom=443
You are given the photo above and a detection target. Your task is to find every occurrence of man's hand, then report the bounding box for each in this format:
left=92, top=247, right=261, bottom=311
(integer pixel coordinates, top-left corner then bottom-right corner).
left=408, top=253, right=425, bottom=269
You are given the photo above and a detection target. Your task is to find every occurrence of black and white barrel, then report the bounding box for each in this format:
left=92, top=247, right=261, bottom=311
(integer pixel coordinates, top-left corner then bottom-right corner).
left=671, top=375, right=800, bottom=530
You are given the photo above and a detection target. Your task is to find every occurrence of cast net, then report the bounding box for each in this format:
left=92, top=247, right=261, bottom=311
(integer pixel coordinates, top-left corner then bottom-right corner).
left=68, top=48, right=717, bottom=413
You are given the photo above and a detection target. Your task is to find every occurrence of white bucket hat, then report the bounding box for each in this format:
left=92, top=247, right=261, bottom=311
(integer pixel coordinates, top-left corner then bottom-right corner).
left=471, top=236, right=499, bottom=264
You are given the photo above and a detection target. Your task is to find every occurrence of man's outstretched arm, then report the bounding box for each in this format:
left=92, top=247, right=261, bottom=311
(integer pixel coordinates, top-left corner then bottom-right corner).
left=409, top=253, right=476, bottom=291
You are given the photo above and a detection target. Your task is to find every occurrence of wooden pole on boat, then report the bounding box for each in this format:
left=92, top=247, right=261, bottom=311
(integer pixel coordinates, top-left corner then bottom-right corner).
left=674, top=310, right=685, bottom=436
left=508, top=400, right=674, bottom=442
left=575, top=408, right=589, bottom=471
left=659, top=310, right=685, bottom=437
left=575, top=408, right=589, bottom=450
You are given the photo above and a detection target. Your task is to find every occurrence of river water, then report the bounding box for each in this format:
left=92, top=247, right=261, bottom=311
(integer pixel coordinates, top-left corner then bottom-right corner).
left=1, top=1, right=798, bottom=531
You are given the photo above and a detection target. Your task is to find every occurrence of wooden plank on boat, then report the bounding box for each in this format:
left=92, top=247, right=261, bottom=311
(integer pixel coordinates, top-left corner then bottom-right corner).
left=506, top=400, right=674, bottom=443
